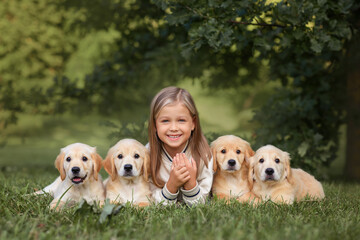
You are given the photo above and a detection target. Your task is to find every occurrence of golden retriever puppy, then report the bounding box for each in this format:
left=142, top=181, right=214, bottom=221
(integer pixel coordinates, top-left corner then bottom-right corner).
left=36, top=143, right=105, bottom=210
left=248, top=145, right=325, bottom=204
left=211, top=135, right=258, bottom=202
left=103, top=139, right=152, bottom=207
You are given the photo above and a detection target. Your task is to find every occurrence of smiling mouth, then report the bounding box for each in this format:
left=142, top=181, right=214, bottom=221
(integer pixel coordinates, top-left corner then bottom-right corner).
left=71, top=174, right=87, bottom=184
left=167, top=134, right=182, bottom=140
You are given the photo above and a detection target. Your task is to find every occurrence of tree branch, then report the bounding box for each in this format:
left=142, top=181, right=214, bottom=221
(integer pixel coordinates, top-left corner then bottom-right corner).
left=182, top=4, right=289, bottom=28
left=183, top=5, right=210, bottom=20
left=229, top=20, right=289, bottom=28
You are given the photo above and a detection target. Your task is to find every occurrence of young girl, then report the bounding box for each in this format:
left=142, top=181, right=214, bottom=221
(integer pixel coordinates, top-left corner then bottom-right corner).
left=147, top=86, right=213, bottom=206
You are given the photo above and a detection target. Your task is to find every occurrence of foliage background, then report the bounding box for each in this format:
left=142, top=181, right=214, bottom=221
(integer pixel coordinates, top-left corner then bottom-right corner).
left=0, top=0, right=359, bottom=180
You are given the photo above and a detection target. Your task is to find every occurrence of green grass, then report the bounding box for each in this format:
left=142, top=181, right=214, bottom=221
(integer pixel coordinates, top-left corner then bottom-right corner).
left=1, top=167, right=359, bottom=240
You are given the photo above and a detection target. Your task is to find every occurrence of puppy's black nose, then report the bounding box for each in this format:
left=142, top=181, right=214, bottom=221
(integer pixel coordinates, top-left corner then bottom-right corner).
left=265, top=168, right=274, bottom=175
left=71, top=167, right=80, bottom=174
left=124, top=164, right=133, bottom=172
left=228, top=159, right=236, bottom=166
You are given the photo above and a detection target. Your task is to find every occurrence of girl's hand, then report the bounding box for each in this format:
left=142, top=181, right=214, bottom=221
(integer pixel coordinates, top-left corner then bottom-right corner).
left=179, top=153, right=197, bottom=190
left=166, top=156, right=190, bottom=194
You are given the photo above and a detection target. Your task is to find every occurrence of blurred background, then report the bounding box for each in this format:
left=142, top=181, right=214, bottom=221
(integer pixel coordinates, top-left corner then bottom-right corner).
left=0, top=0, right=359, bottom=180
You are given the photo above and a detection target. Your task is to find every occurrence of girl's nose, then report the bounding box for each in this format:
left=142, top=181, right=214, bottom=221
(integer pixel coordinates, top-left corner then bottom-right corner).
left=170, top=122, right=178, bottom=130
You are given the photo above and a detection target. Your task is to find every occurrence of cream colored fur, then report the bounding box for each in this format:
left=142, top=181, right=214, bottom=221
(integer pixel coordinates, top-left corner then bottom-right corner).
left=248, top=145, right=325, bottom=204
left=103, top=139, right=152, bottom=207
left=35, top=143, right=105, bottom=210
left=211, top=135, right=258, bottom=202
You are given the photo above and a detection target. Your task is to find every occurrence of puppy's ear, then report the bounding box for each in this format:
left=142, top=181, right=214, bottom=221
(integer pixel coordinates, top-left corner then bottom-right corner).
left=92, top=151, right=103, bottom=181
left=210, top=143, right=218, bottom=173
left=247, top=158, right=255, bottom=190
left=142, top=149, right=151, bottom=181
left=245, top=143, right=255, bottom=165
left=55, top=152, right=66, bottom=181
left=283, top=151, right=294, bottom=185
left=103, top=150, right=116, bottom=181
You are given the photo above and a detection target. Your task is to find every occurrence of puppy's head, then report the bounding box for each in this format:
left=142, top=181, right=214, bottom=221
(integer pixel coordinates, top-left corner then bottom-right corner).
left=211, top=135, right=255, bottom=173
left=103, top=139, right=150, bottom=181
left=54, top=143, right=103, bottom=184
left=248, top=145, right=292, bottom=189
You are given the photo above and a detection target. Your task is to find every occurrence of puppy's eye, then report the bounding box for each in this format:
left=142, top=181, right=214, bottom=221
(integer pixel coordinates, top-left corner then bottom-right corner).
left=134, top=154, right=140, bottom=159
left=275, top=158, right=280, bottom=163
left=236, top=150, right=241, bottom=154
left=82, top=156, right=88, bottom=161
left=118, top=154, right=123, bottom=159
left=221, top=149, right=226, bottom=154
left=259, top=158, right=264, bottom=163
left=66, top=157, right=71, bottom=162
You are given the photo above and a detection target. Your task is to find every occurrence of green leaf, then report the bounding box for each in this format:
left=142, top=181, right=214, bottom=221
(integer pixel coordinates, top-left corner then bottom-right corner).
left=310, top=39, right=323, bottom=53
left=298, top=142, right=310, bottom=157
left=317, top=0, right=327, bottom=6
left=180, top=43, right=193, bottom=58
left=313, top=133, right=323, bottom=144
left=99, top=201, right=124, bottom=224
left=328, top=38, right=342, bottom=51
left=74, top=199, right=93, bottom=215
left=99, top=204, right=116, bottom=224
left=221, top=0, right=233, bottom=8
left=166, top=11, right=191, bottom=25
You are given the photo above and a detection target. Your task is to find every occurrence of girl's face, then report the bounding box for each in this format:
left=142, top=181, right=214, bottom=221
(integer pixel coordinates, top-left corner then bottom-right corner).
left=155, top=102, right=195, bottom=157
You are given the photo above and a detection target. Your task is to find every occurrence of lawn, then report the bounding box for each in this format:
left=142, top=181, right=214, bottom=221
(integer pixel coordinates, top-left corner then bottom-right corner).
left=1, top=167, right=359, bottom=240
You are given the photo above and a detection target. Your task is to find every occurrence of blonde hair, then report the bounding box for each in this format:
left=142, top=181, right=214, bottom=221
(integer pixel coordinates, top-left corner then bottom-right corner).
left=148, top=86, right=211, bottom=188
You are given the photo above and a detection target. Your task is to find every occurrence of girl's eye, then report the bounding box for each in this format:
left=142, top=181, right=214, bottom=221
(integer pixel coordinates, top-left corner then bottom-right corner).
left=66, top=157, right=71, bottom=162
left=259, top=158, right=264, bottom=163
left=118, top=154, right=123, bottom=159
left=134, top=154, right=140, bottom=159
left=82, top=156, right=88, bottom=161
left=161, top=119, right=169, bottom=123
left=179, top=119, right=186, bottom=122
left=221, top=149, right=226, bottom=154
left=275, top=158, right=280, bottom=163
left=236, top=150, right=241, bottom=154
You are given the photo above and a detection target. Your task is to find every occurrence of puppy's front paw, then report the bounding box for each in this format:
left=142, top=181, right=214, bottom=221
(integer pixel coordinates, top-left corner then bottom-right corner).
left=137, top=202, right=150, bottom=207
left=50, top=199, right=65, bottom=211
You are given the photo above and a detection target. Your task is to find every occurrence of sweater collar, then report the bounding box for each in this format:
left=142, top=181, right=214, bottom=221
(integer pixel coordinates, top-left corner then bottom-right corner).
left=162, top=141, right=190, bottom=162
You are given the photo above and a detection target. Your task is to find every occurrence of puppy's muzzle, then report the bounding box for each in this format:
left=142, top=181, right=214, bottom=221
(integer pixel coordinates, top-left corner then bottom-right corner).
left=228, top=159, right=236, bottom=166
left=72, top=167, right=80, bottom=174
left=71, top=166, right=87, bottom=184
left=226, top=159, right=237, bottom=171
left=265, top=168, right=275, bottom=180
left=123, top=164, right=133, bottom=176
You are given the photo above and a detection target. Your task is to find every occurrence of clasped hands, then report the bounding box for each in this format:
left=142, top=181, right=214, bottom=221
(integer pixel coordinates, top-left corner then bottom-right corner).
left=167, top=153, right=197, bottom=194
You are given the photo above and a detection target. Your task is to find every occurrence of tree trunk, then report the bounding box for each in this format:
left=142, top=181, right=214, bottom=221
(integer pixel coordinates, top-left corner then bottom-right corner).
left=344, top=28, right=360, bottom=181
left=345, top=73, right=360, bottom=180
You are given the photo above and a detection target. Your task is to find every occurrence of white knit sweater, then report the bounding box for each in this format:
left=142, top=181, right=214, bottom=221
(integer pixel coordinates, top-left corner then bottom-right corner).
left=147, top=143, right=214, bottom=206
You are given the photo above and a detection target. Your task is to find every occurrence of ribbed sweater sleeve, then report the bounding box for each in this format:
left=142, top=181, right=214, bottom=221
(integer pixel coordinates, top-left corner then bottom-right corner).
left=149, top=180, right=178, bottom=205
left=181, top=157, right=214, bottom=206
